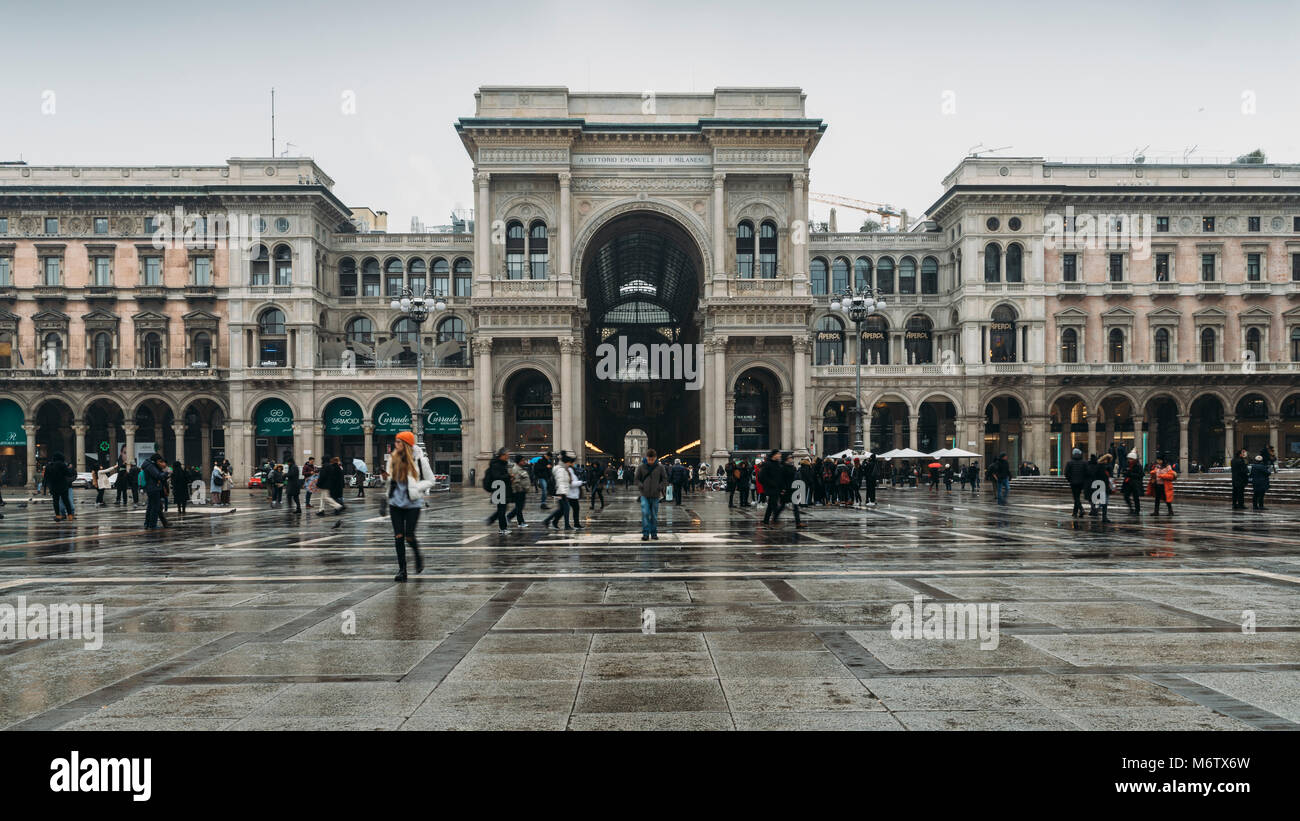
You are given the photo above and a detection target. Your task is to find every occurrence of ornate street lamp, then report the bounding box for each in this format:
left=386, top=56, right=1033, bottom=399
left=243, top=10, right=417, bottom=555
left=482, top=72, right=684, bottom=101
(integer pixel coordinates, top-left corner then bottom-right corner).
left=390, top=287, right=446, bottom=448
left=829, top=286, right=887, bottom=452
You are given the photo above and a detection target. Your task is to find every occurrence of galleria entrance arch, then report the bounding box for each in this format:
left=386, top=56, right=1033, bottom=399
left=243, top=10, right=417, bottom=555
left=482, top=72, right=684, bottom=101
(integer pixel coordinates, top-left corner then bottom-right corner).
left=581, top=210, right=704, bottom=461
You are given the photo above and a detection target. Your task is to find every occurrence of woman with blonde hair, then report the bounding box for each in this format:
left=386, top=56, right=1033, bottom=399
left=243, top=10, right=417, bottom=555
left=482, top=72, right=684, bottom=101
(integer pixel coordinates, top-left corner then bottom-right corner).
left=386, top=430, right=434, bottom=581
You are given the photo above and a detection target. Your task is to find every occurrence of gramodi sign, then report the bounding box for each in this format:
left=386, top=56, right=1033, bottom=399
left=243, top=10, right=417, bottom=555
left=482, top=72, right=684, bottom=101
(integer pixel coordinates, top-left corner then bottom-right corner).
left=324, top=400, right=363, bottom=436
left=256, top=400, right=293, bottom=436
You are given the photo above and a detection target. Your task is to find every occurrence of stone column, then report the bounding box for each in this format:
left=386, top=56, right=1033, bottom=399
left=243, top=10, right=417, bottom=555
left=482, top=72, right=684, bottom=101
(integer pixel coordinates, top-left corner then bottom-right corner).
left=124, top=423, right=137, bottom=465
left=23, top=423, right=36, bottom=489
left=954, top=417, right=967, bottom=453
left=780, top=394, right=793, bottom=451
left=572, top=338, right=584, bottom=456
left=474, top=171, right=491, bottom=289
left=712, top=173, right=726, bottom=281
left=1087, top=419, right=1098, bottom=457
left=313, top=423, right=324, bottom=465
left=1269, top=419, right=1280, bottom=456
left=908, top=412, right=920, bottom=452
left=200, top=424, right=211, bottom=467
left=712, top=336, right=729, bottom=459
left=363, top=421, right=374, bottom=474
left=724, top=397, right=736, bottom=453
left=558, top=171, right=573, bottom=296
left=73, top=424, right=87, bottom=472
left=495, top=398, right=507, bottom=459
left=1129, top=415, right=1144, bottom=462
left=792, top=171, right=807, bottom=286
left=242, top=423, right=254, bottom=481
left=792, top=335, right=810, bottom=457
left=174, top=425, right=185, bottom=467
left=475, top=335, right=493, bottom=458
left=559, top=337, right=575, bottom=454
left=1223, top=415, right=1236, bottom=464
left=1178, top=415, right=1190, bottom=471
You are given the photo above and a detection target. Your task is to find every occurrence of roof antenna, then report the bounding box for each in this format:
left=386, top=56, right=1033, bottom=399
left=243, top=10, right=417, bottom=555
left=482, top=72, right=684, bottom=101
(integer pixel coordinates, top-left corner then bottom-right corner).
left=270, top=88, right=276, bottom=158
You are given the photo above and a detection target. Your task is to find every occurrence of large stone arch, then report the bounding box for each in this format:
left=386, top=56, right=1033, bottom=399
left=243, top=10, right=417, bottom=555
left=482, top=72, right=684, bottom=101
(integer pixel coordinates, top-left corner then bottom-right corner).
left=917, top=389, right=964, bottom=416
left=129, top=394, right=180, bottom=421
left=77, top=392, right=130, bottom=420
left=494, top=360, right=561, bottom=399
left=572, top=197, right=716, bottom=282
left=727, top=357, right=791, bottom=395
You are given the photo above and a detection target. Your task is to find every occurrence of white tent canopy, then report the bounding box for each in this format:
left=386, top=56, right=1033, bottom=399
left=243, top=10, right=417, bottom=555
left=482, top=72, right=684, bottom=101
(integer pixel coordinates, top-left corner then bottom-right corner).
left=826, top=448, right=873, bottom=460
left=931, top=447, right=980, bottom=459
left=890, top=447, right=930, bottom=459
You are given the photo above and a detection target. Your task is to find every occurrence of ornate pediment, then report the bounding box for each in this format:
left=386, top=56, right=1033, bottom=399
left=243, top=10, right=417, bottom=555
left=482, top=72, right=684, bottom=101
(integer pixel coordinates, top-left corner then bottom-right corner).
left=81, top=308, right=121, bottom=331
left=182, top=309, right=220, bottom=330
left=31, top=309, right=70, bottom=331
left=131, top=310, right=170, bottom=331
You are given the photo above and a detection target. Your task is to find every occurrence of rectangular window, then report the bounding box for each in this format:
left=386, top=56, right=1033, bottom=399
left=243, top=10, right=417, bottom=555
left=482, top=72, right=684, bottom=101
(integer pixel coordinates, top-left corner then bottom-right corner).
left=144, top=216, right=158, bottom=234
left=1248, top=216, right=1261, bottom=232
left=1246, top=253, right=1262, bottom=281
left=1108, top=253, right=1124, bottom=282
left=506, top=252, right=524, bottom=279
left=1202, top=216, right=1215, bottom=232
left=1155, top=253, right=1170, bottom=281
left=94, top=217, right=108, bottom=234
left=1294, top=216, right=1300, bottom=232
left=43, top=257, right=61, bottom=285
left=274, top=260, right=291, bottom=286
left=1201, top=253, right=1216, bottom=281
left=93, top=257, right=112, bottom=286
left=44, top=217, right=59, bottom=234
left=530, top=252, right=547, bottom=280
left=454, top=273, right=472, bottom=298
left=1155, top=216, right=1169, bottom=233
left=385, top=274, right=404, bottom=297
left=193, top=257, right=211, bottom=285
left=1293, top=254, right=1300, bottom=282
left=259, top=339, right=287, bottom=368
left=408, top=275, right=425, bottom=294
left=1062, top=253, right=1077, bottom=282
left=143, top=256, right=162, bottom=285
left=0, top=217, right=8, bottom=235
left=0, top=257, right=11, bottom=286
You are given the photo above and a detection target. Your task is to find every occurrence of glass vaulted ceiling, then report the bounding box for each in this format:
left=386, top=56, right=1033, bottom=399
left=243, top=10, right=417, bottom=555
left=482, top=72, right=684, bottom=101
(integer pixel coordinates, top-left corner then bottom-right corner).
left=588, top=229, right=697, bottom=326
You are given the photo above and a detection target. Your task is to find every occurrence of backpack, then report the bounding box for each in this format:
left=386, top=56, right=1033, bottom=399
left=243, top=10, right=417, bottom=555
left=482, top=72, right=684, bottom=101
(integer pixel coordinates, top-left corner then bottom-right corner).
left=838, top=469, right=850, bottom=485
left=822, top=464, right=834, bottom=482
left=482, top=470, right=493, bottom=492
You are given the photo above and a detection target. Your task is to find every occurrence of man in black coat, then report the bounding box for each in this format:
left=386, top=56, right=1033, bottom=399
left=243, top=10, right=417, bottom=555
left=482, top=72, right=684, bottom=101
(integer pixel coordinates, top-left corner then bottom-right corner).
left=1063, top=448, right=1088, bottom=518
left=1230, top=448, right=1249, bottom=510
left=142, top=453, right=169, bottom=529
left=315, top=456, right=347, bottom=522
left=45, top=453, right=76, bottom=521
left=1121, top=451, right=1144, bottom=514
left=759, top=450, right=787, bottom=526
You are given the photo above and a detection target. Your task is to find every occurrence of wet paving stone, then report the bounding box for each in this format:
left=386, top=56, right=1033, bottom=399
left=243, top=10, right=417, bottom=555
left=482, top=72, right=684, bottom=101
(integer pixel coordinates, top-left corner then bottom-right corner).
left=0, top=485, right=1296, bottom=730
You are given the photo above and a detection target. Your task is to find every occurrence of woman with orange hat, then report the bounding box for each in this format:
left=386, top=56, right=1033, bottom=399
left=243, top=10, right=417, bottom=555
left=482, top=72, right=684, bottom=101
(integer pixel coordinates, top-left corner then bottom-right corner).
left=386, top=430, right=434, bottom=581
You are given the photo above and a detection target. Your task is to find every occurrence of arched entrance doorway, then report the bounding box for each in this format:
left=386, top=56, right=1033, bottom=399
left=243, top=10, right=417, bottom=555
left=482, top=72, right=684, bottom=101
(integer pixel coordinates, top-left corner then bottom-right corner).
left=582, top=211, right=704, bottom=461
left=732, top=368, right=780, bottom=457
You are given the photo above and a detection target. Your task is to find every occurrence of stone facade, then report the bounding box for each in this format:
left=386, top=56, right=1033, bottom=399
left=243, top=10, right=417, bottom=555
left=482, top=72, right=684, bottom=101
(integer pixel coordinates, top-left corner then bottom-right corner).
left=2, top=86, right=1299, bottom=487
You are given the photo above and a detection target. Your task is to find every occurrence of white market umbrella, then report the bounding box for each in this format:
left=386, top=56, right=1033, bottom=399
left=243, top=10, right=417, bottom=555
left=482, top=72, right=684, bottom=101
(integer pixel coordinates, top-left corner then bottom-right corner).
left=352, top=459, right=369, bottom=473
left=892, top=448, right=930, bottom=459
left=878, top=449, right=903, bottom=460
left=945, top=447, right=981, bottom=458
left=827, top=448, right=873, bottom=460
left=930, top=448, right=954, bottom=458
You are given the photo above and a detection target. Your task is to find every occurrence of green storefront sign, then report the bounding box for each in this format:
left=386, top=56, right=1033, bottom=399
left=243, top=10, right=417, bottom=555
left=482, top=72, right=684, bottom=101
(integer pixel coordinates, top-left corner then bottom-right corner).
left=424, top=397, right=461, bottom=436
left=372, top=397, right=412, bottom=435
left=255, top=398, right=294, bottom=436
left=0, top=399, right=23, bottom=447
left=323, top=398, right=364, bottom=436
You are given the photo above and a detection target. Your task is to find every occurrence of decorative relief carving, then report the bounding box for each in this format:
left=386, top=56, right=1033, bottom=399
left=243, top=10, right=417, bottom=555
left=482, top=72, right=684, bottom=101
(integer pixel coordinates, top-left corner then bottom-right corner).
left=570, top=177, right=712, bottom=193
left=479, top=148, right=568, bottom=164
left=715, top=148, right=804, bottom=164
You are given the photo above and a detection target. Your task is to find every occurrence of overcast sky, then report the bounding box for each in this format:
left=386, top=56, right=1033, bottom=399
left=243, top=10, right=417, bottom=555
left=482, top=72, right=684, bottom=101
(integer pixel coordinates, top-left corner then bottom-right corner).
left=4, top=0, right=1297, bottom=229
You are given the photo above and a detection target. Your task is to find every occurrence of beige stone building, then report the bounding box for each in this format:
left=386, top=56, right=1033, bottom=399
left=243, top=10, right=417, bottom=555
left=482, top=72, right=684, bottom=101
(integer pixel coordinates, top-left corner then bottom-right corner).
left=3, top=86, right=1299, bottom=487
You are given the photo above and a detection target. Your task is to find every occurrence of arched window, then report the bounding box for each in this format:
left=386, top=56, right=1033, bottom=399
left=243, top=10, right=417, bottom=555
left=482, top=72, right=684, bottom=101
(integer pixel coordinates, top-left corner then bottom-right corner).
left=921, top=256, right=939, bottom=294
left=432, top=258, right=449, bottom=296
left=0, top=332, right=12, bottom=369
left=345, top=317, right=373, bottom=344
left=361, top=258, right=381, bottom=297
left=899, top=256, right=917, bottom=295
left=1155, top=327, right=1171, bottom=363
left=859, top=316, right=889, bottom=365
left=407, top=258, right=426, bottom=295
left=384, top=257, right=404, bottom=296
left=814, top=315, right=845, bottom=365
left=505, top=221, right=525, bottom=279
left=854, top=257, right=872, bottom=290
left=831, top=257, right=850, bottom=293
left=1200, top=327, right=1216, bottom=362
left=984, top=243, right=1001, bottom=282
left=1291, top=327, right=1300, bottom=362
left=1061, top=328, right=1078, bottom=363
left=1108, top=327, right=1125, bottom=363
left=143, top=332, right=163, bottom=369
left=736, top=221, right=754, bottom=278
left=759, top=220, right=778, bottom=278
left=990, top=304, right=1017, bottom=362
left=904, top=314, right=933, bottom=364
left=1005, top=243, right=1023, bottom=282
left=193, top=331, right=211, bottom=366
left=273, top=244, right=292, bottom=286
left=93, top=332, right=112, bottom=369
left=810, top=257, right=828, bottom=295
left=1246, top=327, right=1262, bottom=361
left=250, top=244, right=269, bottom=286
left=392, top=316, right=418, bottom=345
left=453, top=258, right=472, bottom=297
left=529, top=221, right=548, bottom=279
left=258, top=308, right=287, bottom=367
left=339, top=257, right=357, bottom=296
left=876, top=257, right=895, bottom=294
left=435, top=316, right=467, bottom=367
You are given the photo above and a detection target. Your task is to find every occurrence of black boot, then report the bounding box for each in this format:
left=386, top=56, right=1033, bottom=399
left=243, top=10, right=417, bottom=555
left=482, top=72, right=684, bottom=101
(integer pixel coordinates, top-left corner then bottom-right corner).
left=394, top=537, right=408, bottom=581
left=410, top=540, right=423, bottom=574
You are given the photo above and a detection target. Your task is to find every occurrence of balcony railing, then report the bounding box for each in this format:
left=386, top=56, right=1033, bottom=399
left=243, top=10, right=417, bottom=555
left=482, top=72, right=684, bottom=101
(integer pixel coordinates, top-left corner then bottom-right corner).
left=316, top=365, right=472, bottom=379
left=0, top=367, right=226, bottom=380
left=723, top=277, right=794, bottom=298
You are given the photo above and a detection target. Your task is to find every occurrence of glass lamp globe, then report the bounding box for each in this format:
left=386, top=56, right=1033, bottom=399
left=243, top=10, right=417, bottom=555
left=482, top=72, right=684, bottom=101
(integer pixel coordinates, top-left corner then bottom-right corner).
left=829, top=298, right=841, bottom=312
left=389, top=299, right=400, bottom=311
left=400, top=298, right=412, bottom=311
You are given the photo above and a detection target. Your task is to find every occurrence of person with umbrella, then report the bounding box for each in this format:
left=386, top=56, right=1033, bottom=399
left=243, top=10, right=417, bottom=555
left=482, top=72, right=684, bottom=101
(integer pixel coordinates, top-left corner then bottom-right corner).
left=927, top=459, right=943, bottom=493
left=352, top=458, right=367, bottom=498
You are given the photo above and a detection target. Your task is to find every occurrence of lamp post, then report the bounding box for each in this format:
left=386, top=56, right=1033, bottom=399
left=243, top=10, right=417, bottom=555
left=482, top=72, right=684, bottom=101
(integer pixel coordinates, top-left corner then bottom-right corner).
left=829, top=286, right=887, bottom=453
left=390, top=286, right=446, bottom=449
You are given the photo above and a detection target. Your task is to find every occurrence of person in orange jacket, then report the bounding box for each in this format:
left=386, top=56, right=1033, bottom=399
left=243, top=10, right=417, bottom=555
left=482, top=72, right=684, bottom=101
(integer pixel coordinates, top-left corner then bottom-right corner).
left=1147, top=455, right=1176, bottom=516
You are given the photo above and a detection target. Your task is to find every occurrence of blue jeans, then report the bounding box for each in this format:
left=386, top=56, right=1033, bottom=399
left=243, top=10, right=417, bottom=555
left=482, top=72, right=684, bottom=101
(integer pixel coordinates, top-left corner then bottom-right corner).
left=538, top=478, right=549, bottom=507
left=995, top=478, right=1009, bottom=505
left=639, top=496, right=660, bottom=536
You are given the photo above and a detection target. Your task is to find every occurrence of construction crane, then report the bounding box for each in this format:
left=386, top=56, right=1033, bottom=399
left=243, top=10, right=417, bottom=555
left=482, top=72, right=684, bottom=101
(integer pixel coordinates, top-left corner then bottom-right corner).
left=808, top=192, right=908, bottom=232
